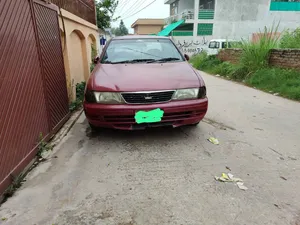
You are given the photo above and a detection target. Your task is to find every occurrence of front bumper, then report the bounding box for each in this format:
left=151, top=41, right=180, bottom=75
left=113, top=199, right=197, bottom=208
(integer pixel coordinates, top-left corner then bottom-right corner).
left=84, top=98, right=208, bottom=130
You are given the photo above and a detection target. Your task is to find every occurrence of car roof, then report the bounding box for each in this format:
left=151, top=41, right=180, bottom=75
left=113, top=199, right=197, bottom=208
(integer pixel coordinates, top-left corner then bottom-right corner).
left=112, top=35, right=170, bottom=40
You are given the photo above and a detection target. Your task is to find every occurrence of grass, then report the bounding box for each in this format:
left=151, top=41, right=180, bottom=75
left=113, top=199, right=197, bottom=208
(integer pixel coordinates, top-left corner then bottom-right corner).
left=247, top=68, right=300, bottom=100
left=191, top=53, right=300, bottom=101
left=280, top=28, right=300, bottom=49
left=239, top=24, right=280, bottom=72
left=190, top=24, right=300, bottom=101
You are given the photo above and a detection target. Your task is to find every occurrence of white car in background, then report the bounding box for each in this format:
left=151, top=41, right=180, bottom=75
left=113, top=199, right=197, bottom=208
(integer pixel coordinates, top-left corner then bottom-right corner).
left=207, top=39, right=240, bottom=55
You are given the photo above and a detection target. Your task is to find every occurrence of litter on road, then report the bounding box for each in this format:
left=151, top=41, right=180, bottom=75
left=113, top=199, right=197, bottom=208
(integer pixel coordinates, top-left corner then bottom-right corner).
left=215, top=173, right=248, bottom=190
left=237, top=182, right=248, bottom=190
left=208, top=137, right=219, bottom=145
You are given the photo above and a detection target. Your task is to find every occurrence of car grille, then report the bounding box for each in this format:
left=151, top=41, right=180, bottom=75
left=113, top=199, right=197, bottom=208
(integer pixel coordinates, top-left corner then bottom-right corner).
left=121, top=91, right=175, bottom=104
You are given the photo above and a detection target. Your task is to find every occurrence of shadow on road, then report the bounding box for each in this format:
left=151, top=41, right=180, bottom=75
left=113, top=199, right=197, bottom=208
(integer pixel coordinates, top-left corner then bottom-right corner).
left=83, top=119, right=199, bottom=143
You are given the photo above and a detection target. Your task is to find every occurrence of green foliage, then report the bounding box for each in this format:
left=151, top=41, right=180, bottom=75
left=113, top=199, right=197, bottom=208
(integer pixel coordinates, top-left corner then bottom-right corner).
left=2, top=174, right=24, bottom=203
left=190, top=52, right=222, bottom=72
left=69, top=82, right=86, bottom=112
left=90, top=63, right=95, bottom=73
left=239, top=24, right=280, bottom=72
left=190, top=25, right=300, bottom=101
left=247, top=68, right=300, bottom=100
left=191, top=53, right=251, bottom=81
left=37, top=133, right=53, bottom=158
left=113, top=20, right=129, bottom=36
left=280, top=28, right=300, bottom=49
left=90, top=44, right=97, bottom=72
left=96, top=0, right=119, bottom=30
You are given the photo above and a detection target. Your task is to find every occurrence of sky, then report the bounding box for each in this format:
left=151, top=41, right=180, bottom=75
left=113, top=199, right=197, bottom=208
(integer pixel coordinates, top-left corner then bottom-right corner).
left=112, top=0, right=170, bottom=33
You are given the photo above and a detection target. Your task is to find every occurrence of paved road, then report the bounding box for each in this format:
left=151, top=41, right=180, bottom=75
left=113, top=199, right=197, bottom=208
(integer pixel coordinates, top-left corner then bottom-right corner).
left=1, top=73, right=300, bottom=225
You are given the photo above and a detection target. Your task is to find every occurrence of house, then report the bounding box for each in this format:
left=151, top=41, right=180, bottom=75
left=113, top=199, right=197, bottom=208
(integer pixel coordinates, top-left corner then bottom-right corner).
left=162, top=0, right=300, bottom=55
left=131, top=19, right=165, bottom=35
left=52, top=0, right=99, bottom=100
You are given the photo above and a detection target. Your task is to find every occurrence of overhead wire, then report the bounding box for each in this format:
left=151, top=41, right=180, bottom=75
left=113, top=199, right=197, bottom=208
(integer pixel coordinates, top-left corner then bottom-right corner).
left=122, top=0, right=157, bottom=20
left=119, top=0, right=145, bottom=18
left=116, top=0, right=128, bottom=16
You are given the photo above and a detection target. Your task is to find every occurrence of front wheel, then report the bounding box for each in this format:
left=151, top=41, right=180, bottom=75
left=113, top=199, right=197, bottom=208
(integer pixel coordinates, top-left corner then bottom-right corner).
left=89, top=123, right=100, bottom=132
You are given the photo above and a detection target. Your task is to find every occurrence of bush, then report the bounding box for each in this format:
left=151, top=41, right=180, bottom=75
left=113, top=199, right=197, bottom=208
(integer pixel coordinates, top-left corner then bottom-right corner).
left=239, top=24, right=280, bottom=72
left=69, top=81, right=86, bottom=112
left=280, top=28, right=300, bottom=49
left=190, top=52, right=222, bottom=72
left=247, top=68, right=300, bottom=100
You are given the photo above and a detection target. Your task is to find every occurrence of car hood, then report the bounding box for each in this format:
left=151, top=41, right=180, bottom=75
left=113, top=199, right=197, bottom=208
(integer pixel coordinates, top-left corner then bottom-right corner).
left=90, top=62, right=204, bottom=92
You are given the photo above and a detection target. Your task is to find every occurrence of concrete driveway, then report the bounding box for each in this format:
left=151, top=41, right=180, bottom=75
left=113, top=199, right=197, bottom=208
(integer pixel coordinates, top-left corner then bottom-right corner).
left=1, top=72, right=300, bottom=225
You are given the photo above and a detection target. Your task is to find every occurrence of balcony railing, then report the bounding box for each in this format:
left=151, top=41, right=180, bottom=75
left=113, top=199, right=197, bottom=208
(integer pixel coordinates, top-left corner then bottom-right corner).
left=165, top=10, right=194, bottom=24
left=51, top=0, right=96, bottom=24
left=198, top=10, right=214, bottom=19
left=165, top=9, right=215, bottom=25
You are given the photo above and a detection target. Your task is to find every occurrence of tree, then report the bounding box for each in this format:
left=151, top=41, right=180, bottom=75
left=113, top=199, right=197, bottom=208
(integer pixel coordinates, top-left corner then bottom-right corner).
left=96, top=0, right=119, bottom=30
left=113, top=20, right=129, bottom=36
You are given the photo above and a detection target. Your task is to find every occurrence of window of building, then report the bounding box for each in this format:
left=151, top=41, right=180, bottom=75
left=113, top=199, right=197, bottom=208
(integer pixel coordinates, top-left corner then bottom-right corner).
left=197, top=23, right=213, bottom=36
left=170, top=1, right=179, bottom=15
left=270, top=0, right=300, bottom=11
left=199, top=0, right=215, bottom=10
left=199, top=0, right=215, bottom=19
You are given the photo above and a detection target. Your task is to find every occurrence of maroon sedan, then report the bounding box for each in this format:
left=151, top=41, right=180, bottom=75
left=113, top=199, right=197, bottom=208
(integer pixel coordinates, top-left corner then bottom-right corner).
left=84, top=36, right=208, bottom=130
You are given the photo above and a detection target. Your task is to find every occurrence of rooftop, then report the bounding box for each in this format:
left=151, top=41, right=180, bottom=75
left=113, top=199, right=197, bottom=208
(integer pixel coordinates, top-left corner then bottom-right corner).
left=131, top=19, right=165, bottom=28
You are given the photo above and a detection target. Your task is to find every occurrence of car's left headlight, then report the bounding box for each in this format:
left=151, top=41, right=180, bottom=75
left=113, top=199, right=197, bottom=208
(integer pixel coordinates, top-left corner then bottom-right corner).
left=172, top=88, right=199, bottom=100
left=94, top=92, right=124, bottom=104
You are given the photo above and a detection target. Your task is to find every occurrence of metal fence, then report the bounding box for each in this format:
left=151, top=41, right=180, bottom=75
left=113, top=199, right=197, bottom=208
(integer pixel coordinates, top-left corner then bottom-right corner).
left=0, top=0, right=70, bottom=194
left=50, top=0, right=96, bottom=24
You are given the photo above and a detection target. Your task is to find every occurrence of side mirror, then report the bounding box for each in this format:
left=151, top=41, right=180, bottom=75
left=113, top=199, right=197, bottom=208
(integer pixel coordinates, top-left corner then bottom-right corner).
left=93, top=57, right=100, bottom=64
left=184, top=54, right=190, bottom=61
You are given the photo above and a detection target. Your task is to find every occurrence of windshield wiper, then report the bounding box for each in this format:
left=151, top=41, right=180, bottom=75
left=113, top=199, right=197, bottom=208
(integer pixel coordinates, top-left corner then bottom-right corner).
left=148, top=57, right=181, bottom=63
left=107, top=59, right=156, bottom=64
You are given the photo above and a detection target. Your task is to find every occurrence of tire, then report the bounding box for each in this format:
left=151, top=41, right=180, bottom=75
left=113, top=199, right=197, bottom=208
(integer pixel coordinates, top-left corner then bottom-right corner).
left=89, top=123, right=99, bottom=132
left=191, top=122, right=200, bottom=126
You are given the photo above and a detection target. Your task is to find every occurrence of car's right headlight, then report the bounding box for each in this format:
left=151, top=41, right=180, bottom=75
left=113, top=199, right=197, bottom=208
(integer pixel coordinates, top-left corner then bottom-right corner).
left=172, top=88, right=199, bottom=100
left=94, top=92, right=123, bottom=104
left=85, top=90, right=124, bottom=104
left=172, top=87, right=206, bottom=101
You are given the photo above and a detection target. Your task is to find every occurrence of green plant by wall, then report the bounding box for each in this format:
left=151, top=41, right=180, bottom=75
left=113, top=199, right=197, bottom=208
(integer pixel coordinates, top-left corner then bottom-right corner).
left=90, top=43, right=97, bottom=72
left=69, top=81, right=86, bottom=112
left=239, top=24, right=280, bottom=72
left=280, top=28, right=300, bottom=49
left=37, top=132, right=53, bottom=158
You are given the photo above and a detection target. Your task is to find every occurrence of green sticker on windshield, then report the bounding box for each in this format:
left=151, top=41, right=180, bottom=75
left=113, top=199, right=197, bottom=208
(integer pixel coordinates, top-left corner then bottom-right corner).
left=135, top=108, right=164, bottom=124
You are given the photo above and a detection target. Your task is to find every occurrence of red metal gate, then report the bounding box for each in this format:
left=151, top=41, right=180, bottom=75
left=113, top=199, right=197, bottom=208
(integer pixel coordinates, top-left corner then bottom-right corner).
left=0, top=0, right=70, bottom=194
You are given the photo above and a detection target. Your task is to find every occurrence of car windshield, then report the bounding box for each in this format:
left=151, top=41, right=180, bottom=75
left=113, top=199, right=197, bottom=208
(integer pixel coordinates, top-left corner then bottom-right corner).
left=101, top=38, right=184, bottom=64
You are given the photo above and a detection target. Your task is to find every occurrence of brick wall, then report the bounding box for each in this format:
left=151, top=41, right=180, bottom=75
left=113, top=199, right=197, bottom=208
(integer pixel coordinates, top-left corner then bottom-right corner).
left=217, top=49, right=242, bottom=64
left=269, top=49, right=300, bottom=70
left=217, top=49, right=300, bottom=70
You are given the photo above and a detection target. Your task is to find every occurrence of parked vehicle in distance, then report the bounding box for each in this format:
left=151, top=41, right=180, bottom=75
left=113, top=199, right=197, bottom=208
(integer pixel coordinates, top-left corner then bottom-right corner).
left=207, top=39, right=240, bottom=55
left=84, top=35, right=208, bottom=130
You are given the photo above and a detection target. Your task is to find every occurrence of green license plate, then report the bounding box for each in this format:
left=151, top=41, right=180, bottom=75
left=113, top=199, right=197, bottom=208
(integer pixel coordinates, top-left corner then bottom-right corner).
left=134, top=108, right=164, bottom=124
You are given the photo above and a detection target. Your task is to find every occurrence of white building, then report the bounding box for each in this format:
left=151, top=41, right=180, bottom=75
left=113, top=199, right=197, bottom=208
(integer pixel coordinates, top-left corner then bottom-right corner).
left=162, top=0, right=300, bottom=55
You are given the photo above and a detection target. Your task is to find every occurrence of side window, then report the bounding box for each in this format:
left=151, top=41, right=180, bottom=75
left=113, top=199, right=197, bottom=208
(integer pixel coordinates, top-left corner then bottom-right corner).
left=209, top=41, right=220, bottom=49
